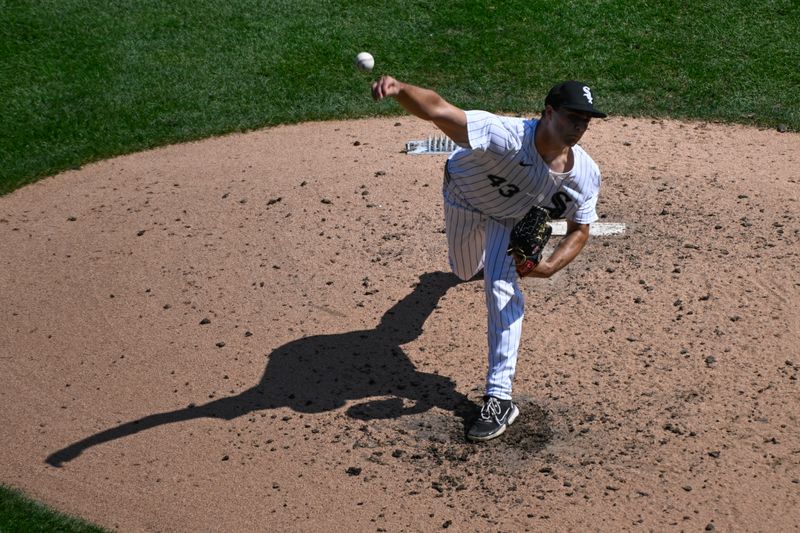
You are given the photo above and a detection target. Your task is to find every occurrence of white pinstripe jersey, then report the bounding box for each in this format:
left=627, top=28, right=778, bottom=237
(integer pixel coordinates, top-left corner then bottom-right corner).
left=446, top=110, right=601, bottom=223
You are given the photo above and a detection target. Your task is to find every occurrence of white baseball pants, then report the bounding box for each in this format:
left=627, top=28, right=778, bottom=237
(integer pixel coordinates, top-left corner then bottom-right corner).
left=442, top=176, right=525, bottom=400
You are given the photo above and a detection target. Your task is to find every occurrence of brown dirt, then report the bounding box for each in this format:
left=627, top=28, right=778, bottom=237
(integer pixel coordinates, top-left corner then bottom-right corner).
left=1, top=116, right=798, bottom=532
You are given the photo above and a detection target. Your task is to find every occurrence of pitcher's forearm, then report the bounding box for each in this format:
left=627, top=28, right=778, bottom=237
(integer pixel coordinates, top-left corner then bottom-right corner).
left=393, top=84, right=450, bottom=121
left=372, top=76, right=468, bottom=145
left=528, top=226, right=589, bottom=278
left=545, top=232, right=586, bottom=273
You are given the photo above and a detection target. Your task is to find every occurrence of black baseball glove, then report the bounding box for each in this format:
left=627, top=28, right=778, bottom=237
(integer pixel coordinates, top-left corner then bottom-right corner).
left=507, top=205, right=552, bottom=277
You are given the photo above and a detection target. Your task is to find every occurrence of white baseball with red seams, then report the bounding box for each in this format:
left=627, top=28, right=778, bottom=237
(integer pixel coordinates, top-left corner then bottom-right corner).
left=355, top=52, right=374, bottom=72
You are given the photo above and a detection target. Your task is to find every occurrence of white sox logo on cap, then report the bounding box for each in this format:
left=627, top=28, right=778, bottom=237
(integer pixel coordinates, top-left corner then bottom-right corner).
left=545, top=80, right=607, bottom=118
left=583, top=86, right=593, bottom=104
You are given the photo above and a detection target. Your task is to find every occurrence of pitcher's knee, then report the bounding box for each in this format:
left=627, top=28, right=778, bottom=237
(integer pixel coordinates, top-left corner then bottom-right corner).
left=451, top=268, right=474, bottom=282
left=449, top=260, right=481, bottom=281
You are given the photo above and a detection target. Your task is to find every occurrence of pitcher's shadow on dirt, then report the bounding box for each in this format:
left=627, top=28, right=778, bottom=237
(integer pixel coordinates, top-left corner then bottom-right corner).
left=46, top=271, right=485, bottom=467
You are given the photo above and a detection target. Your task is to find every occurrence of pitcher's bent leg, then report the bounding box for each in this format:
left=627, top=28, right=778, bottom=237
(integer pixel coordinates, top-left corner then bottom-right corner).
left=443, top=180, right=485, bottom=281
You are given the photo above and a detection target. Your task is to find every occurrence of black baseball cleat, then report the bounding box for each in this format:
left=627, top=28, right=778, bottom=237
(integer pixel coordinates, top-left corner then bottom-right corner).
left=467, top=396, right=519, bottom=442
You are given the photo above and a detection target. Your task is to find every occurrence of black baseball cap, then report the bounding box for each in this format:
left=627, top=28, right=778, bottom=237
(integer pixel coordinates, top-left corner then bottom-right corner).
left=545, top=80, right=607, bottom=118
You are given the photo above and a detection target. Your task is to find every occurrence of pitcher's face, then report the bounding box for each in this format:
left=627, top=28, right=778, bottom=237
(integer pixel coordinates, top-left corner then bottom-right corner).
left=548, top=107, right=592, bottom=146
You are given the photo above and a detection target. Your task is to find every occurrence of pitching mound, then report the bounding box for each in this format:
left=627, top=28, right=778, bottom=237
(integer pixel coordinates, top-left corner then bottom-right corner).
left=1, top=116, right=798, bottom=531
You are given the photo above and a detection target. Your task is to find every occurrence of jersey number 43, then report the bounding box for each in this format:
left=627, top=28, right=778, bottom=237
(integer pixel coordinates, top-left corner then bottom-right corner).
left=487, top=174, right=520, bottom=198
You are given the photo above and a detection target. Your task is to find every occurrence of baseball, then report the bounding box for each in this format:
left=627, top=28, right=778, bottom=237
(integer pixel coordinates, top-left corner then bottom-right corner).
left=355, top=52, right=374, bottom=73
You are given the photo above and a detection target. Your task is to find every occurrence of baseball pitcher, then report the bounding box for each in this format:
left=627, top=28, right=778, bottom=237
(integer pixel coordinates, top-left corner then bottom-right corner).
left=372, top=77, right=606, bottom=441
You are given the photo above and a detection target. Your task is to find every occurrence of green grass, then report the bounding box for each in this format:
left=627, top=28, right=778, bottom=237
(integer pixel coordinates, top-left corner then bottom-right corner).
left=0, top=485, right=109, bottom=532
left=1, top=0, right=798, bottom=195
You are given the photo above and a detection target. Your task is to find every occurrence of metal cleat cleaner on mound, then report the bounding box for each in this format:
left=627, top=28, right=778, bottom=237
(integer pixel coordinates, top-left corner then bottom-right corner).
left=405, top=134, right=458, bottom=155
